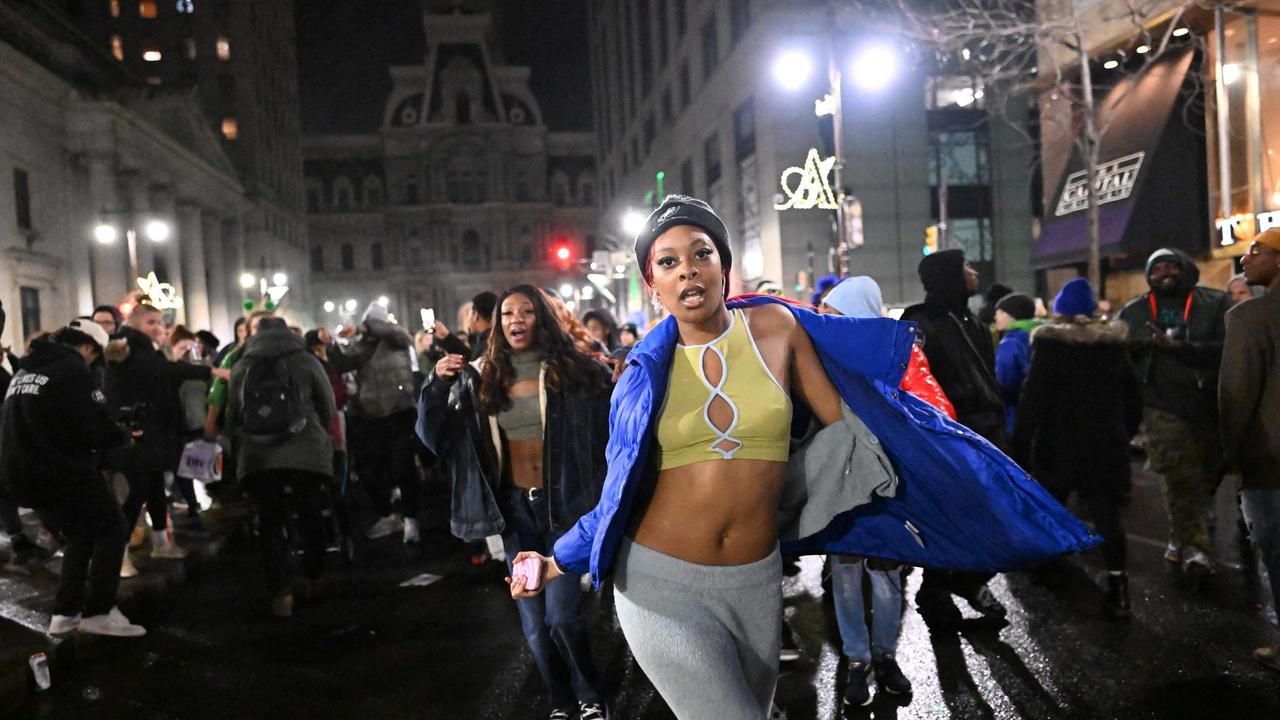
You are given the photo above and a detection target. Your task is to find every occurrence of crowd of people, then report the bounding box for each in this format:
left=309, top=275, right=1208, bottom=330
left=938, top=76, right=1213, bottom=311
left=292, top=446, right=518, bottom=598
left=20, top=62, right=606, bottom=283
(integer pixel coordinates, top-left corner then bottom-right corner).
left=1, top=195, right=1278, bottom=720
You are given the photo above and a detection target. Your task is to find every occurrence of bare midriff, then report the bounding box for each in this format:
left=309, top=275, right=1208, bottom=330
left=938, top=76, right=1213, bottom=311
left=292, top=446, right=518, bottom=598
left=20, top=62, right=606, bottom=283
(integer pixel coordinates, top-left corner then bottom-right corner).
left=507, top=439, right=543, bottom=491
left=630, top=457, right=785, bottom=566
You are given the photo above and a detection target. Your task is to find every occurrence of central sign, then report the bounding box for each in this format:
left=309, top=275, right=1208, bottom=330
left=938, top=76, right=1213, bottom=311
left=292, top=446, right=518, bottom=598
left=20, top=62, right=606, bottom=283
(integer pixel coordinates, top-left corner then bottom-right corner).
left=775, top=148, right=838, bottom=211
left=1054, top=152, right=1145, bottom=217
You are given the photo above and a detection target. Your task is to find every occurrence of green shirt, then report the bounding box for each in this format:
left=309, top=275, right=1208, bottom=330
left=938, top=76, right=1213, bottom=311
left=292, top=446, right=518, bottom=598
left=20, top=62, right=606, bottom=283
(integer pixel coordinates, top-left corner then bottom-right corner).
left=207, top=345, right=242, bottom=408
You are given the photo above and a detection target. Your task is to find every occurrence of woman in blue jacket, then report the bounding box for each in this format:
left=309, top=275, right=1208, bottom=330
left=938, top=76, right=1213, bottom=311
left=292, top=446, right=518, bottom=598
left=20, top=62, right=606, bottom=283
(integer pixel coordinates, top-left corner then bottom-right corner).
left=509, top=196, right=1097, bottom=719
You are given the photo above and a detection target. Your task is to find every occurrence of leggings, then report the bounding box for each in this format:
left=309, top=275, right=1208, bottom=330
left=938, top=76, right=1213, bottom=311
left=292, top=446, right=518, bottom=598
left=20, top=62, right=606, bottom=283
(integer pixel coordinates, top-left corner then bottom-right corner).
left=613, top=539, right=781, bottom=720
left=121, top=471, right=168, bottom=533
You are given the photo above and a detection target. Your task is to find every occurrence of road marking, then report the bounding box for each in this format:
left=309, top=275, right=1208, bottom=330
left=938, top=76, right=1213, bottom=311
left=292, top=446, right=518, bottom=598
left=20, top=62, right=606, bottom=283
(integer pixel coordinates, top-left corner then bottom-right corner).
left=399, top=573, right=443, bottom=588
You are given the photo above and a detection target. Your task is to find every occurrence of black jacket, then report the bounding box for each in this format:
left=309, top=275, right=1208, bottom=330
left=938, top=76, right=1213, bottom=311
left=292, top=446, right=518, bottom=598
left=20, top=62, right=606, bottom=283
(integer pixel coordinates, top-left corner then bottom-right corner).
left=0, top=341, right=126, bottom=504
left=103, top=327, right=212, bottom=472
left=1118, top=248, right=1231, bottom=426
left=416, top=359, right=611, bottom=540
left=1013, top=321, right=1142, bottom=495
left=901, top=249, right=1007, bottom=447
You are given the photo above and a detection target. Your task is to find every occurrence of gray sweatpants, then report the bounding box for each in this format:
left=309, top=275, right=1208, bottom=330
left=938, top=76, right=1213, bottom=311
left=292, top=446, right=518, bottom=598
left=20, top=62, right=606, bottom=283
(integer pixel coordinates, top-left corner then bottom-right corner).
left=614, top=539, right=782, bottom=720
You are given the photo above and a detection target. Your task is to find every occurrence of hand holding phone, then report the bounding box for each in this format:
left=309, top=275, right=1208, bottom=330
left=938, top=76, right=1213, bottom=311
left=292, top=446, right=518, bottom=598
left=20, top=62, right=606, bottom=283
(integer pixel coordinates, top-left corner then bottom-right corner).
left=513, top=556, right=543, bottom=591
left=421, top=308, right=436, bottom=332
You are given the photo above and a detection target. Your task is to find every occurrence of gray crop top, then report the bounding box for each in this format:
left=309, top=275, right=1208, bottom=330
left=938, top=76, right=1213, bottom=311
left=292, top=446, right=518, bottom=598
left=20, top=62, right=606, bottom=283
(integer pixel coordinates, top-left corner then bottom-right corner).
left=497, top=351, right=541, bottom=441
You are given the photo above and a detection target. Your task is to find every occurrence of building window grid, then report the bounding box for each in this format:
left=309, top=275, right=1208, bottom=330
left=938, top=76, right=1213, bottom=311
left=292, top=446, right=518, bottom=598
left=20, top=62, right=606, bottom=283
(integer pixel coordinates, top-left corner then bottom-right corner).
left=701, top=15, right=719, bottom=80
left=340, top=243, right=354, bottom=271
left=371, top=243, right=385, bottom=271
left=638, top=0, right=654, bottom=95
left=679, top=61, right=691, bottom=109
left=734, top=97, right=756, bottom=160
left=13, top=168, right=32, bottom=231
left=704, top=132, right=721, bottom=185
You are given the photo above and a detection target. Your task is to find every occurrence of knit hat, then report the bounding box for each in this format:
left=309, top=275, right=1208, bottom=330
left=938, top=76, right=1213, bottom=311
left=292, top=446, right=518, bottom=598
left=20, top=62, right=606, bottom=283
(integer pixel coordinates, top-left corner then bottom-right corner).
left=362, top=302, right=389, bottom=324
left=1052, top=278, right=1097, bottom=318
left=995, top=292, right=1036, bottom=321
left=67, top=318, right=110, bottom=351
left=633, top=195, right=731, bottom=282
left=810, top=274, right=842, bottom=306
left=823, top=276, right=884, bottom=319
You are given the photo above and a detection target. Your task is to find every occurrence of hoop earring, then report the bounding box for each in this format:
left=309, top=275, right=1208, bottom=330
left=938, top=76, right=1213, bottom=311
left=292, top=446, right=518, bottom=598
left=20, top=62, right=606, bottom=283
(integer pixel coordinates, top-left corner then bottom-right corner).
left=651, top=293, right=663, bottom=313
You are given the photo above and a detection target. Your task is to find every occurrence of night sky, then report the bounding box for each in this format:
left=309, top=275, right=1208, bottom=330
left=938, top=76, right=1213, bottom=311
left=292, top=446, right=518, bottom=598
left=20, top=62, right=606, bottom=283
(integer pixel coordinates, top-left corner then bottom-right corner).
left=295, top=0, right=592, bottom=134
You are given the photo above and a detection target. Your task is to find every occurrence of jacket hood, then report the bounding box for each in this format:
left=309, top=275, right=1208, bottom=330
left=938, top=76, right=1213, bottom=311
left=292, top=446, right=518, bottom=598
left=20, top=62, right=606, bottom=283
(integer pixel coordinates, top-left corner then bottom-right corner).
left=1031, top=319, right=1129, bottom=346
left=105, top=326, right=154, bottom=364
left=243, top=328, right=306, bottom=360
left=918, top=249, right=970, bottom=312
left=15, top=339, right=81, bottom=371
left=824, top=276, right=884, bottom=319
left=1145, top=248, right=1199, bottom=293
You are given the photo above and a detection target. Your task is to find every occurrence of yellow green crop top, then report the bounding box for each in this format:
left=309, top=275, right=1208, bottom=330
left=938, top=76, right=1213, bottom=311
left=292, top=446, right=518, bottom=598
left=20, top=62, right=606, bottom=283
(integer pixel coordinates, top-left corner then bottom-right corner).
left=656, top=309, right=793, bottom=470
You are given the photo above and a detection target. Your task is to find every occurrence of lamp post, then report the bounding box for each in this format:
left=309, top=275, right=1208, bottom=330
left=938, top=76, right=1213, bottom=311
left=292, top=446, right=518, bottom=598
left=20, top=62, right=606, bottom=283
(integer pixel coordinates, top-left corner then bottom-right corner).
left=93, top=214, right=170, bottom=284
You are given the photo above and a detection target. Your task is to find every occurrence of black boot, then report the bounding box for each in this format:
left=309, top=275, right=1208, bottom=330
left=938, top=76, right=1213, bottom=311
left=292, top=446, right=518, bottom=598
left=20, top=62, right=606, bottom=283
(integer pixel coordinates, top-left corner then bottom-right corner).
left=1102, top=572, right=1131, bottom=620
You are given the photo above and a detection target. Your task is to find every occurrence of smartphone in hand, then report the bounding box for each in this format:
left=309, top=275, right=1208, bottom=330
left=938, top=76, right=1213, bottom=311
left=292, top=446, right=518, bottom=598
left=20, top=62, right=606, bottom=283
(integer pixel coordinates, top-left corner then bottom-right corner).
left=513, top=556, right=543, bottom=591
left=421, top=308, right=436, bottom=332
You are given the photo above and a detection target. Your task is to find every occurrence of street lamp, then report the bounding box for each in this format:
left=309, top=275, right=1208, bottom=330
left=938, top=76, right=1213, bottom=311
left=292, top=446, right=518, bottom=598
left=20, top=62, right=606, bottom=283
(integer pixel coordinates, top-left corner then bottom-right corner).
left=377, top=295, right=389, bottom=307
left=621, top=209, right=647, bottom=237
left=344, top=298, right=358, bottom=312
left=143, top=219, right=170, bottom=242
left=323, top=300, right=335, bottom=313
left=272, top=272, right=288, bottom=286
left=239, top=272, right=257, bottom=290
left=772, top=50, right=814, bottom=91
left=850, top=44, right=898, bottom=92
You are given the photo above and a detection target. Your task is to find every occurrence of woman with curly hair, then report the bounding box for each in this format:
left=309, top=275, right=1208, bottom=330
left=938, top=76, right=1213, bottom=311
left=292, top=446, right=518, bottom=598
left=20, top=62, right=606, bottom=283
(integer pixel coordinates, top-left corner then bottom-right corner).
left=417, top=284, right=612, bottom=720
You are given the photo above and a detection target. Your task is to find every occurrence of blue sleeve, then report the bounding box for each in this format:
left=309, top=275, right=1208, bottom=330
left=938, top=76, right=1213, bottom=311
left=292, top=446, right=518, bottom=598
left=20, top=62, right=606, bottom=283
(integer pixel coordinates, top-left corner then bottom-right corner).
left=995, top=335, right=1024, bottom=401
left=553, top=500, right=602, bottom=575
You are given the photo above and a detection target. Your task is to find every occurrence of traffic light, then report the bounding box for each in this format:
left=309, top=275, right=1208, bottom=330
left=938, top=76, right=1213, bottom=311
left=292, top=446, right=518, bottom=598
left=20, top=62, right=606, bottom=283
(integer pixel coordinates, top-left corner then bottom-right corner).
left=551, top=239, right=573, bottom=268
left=923, top=225, right=938, bottom=256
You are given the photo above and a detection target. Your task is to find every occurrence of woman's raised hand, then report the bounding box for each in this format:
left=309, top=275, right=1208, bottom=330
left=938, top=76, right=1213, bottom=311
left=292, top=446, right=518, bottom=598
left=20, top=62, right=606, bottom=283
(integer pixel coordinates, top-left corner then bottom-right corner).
left=434, top=353, right=466, bottom=379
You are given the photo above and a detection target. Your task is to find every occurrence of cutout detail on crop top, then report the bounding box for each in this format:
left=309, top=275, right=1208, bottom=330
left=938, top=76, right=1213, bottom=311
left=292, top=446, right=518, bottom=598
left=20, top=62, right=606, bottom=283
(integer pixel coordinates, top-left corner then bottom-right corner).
left=656, top=309, right=792, bottom=470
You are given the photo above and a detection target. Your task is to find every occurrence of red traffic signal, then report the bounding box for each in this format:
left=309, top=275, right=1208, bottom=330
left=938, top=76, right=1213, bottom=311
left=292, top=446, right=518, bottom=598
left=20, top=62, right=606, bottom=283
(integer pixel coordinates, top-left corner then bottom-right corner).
left=551, top=240, right=573, bottom=267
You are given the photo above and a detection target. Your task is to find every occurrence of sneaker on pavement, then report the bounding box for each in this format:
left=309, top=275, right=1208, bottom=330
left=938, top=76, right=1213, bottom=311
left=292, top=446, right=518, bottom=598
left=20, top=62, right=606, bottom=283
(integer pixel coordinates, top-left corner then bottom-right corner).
left=547, top=709, right=571, bottom=720
left=959, top=585, right=1008, bottom=620
left=1255, top=644, right=1280, bottom=673
left=365, top=514, right=402, bottom=540
left=1164, top=540, right=1182, bottom=564
left=843, top=660, right=873, bottom=707
left=78, top=607, right=145, bottom=637
left=874, top=655, right=912, bottom=695
left=1182, top=548, right=1214, bottom=575
left=578, top=702, right=608, bottom=720
left=47, top=613, right=81, bottom=637
left=402, top=517, right=420, bottom=545
left=271, top=592, right=294, bottom=619
left=151, top=530, right=187, bottom=559
left=120, top=548, right=139, bottom=578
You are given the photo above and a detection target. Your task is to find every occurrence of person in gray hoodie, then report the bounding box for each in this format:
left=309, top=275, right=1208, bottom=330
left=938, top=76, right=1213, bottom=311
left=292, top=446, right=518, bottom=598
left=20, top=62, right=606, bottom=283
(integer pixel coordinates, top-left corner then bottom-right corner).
left=227, top=317, right=336, bottom=618
left=335, top=303, right=423, bottom=544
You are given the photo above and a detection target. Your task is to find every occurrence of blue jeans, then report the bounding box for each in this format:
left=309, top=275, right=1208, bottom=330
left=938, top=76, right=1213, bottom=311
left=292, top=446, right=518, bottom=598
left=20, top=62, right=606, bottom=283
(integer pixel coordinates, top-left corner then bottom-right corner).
left=831, top=556, right=904, bottom=662
left=500, top=486, right=602, bottom=709
left=1241, top=489, right=1280, bottom=629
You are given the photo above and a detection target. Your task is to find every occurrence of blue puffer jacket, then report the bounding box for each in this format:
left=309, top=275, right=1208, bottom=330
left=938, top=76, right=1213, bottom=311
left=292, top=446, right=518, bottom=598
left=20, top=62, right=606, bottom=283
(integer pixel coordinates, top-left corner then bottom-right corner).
left=553, top=296, right=1098, bottom=588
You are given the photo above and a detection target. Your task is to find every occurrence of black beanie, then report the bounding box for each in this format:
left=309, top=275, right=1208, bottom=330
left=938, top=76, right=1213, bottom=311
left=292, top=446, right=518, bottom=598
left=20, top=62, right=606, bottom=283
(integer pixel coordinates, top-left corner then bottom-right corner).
left=996, top=292, right=1036, bottom=321
left=633, top=195, right=731, bottom=281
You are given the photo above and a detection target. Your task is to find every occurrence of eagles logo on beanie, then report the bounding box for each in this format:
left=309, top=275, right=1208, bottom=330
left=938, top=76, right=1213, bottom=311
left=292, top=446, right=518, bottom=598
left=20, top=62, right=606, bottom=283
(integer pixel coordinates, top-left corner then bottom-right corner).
left=633, top=195, right=731, bottom=281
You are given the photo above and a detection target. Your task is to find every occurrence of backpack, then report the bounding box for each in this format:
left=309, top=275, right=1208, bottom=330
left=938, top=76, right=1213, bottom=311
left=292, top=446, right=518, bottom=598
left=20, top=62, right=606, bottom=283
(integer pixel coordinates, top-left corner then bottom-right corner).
left=239, top=352, right=307, bottom=444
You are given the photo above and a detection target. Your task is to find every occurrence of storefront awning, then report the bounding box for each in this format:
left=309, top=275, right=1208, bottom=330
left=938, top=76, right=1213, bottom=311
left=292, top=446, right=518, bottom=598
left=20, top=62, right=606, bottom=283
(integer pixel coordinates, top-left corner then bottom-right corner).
left=1034, top=50, right=1197, bottom=268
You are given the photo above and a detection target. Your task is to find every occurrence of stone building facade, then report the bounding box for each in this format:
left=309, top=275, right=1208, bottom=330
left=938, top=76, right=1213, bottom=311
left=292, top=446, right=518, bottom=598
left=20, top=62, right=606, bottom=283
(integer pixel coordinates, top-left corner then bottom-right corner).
left=303, top=7, right=600, bottom=327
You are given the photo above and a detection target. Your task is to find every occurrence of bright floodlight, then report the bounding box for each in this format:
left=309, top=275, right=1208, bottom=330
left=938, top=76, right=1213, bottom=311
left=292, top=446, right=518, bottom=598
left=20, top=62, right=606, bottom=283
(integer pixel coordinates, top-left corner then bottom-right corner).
left=143, top=219, right=170, bottom=242
left=1104, top=59, right=1119, bottom=69
left=1135, top=45, right=1150, bottom=54
left=94, top=223, right=119, bottom=244
left=850, top=44, right=898, bottom=92
left=1172, top=27, right=1189, bottom=37
left=621, top=209, right=647, bottom=236
left=323, top=301, right=335, bottom=313
left=272, top=272, right=287, bottom=286
left=239, top=272, right=256, bottom=289
left=344, top=298, right=358, bottom=312
left=773, top=50, right=813, bottom=91
left=377, top=295, right=389, bottom=307
left=559, top=283, right=574, bottom=298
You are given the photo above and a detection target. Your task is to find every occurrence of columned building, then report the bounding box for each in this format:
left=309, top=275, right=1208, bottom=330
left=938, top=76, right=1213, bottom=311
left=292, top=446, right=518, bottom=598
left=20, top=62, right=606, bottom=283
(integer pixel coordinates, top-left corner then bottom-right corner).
left=1, top=2, right=246, bottom=351
left=303, top=6, right=600, bottom=327
left=68, top=0, right=313, bottom=324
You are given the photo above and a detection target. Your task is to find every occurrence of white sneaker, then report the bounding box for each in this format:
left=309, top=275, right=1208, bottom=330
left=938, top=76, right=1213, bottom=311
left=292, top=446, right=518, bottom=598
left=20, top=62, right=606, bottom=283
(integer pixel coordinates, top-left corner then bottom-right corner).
left=151, top=529, right=187, bottom=559
left=47, top=613, right=81, bottom=637
left=78, top=607, right=146, bottom=637
left=402, top=517, right=420, bottom=544
left=120, top=548, right=139, bottom=578
left=365, top=514, right=402, bottom=540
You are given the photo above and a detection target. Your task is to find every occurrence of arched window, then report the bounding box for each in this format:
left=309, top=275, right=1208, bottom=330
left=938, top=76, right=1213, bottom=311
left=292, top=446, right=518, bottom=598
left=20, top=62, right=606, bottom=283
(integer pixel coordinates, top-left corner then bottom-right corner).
left=341, top=243, right=354, bottom=271
left=362, top=175, right=384, bottom=208
left=306, top=179, right=322, bottom=212
left=461, top=230, right=487, bottom=269
left=446, top=155, right=487, bottom=204
left=550, top=172, right=570, bottom=207
left=333, top=176, right=355, bottom=212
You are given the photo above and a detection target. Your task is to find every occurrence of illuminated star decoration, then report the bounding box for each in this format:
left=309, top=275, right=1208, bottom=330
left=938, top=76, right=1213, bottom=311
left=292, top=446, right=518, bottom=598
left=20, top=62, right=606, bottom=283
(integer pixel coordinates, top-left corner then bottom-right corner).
left=136, top=272, right=184, bottom=310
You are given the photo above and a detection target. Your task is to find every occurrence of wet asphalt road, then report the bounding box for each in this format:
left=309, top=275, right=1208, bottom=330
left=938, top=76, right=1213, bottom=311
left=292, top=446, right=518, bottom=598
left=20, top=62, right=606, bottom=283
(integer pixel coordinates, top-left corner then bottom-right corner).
left=5, top=463, right=1280, bottom=720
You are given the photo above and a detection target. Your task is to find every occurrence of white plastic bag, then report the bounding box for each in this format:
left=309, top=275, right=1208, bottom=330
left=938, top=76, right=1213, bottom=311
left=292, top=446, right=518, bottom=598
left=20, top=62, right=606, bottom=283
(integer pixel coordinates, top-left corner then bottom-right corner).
left=177, top=440, right=223, bottom=483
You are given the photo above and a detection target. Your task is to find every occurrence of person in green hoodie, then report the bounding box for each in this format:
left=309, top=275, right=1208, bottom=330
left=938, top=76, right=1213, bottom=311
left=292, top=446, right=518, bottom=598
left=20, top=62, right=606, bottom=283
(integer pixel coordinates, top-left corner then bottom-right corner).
left=994, top=292, right=1044, bottom=436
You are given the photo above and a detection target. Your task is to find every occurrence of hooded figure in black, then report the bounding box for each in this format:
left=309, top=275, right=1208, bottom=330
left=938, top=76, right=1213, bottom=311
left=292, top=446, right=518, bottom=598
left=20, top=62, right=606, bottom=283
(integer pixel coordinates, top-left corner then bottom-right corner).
left=900, top=249, right=1009, bottom=624
left=1118, top=248, right=1232, bottom=571
left=901, top=249, right=1008, bottom=449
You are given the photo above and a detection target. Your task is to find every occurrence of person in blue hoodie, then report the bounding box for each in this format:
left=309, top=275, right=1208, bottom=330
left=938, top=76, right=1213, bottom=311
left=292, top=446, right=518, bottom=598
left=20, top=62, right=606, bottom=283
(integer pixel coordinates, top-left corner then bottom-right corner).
left=505, top=196, right=1097, bottom=719
left=993, top=292, right=1042, bottom=435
